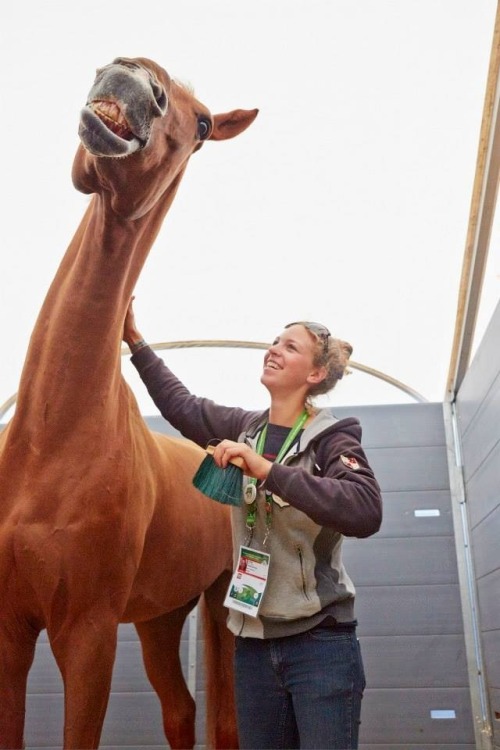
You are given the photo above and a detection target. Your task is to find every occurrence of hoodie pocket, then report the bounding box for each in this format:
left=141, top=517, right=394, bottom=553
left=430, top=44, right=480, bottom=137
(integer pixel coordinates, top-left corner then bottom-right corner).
left=296, top=545, right=310, bottom=600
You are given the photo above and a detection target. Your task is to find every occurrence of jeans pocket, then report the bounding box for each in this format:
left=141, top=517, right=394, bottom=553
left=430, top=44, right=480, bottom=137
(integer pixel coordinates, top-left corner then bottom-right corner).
left=307, top=626, right=353, bottom=642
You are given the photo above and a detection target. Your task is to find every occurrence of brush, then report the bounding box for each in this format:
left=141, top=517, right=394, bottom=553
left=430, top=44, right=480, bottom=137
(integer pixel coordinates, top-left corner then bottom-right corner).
left=192, top=445, right=246, bottom=506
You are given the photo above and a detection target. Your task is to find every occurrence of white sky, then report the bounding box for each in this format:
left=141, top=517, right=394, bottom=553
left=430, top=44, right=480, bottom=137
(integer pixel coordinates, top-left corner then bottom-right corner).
left=1, top=0, right=500, bottom=422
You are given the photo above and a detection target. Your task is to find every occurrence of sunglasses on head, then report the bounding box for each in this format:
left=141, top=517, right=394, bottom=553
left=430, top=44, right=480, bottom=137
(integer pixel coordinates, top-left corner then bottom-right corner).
left=285, top=321, right=331, bottom=354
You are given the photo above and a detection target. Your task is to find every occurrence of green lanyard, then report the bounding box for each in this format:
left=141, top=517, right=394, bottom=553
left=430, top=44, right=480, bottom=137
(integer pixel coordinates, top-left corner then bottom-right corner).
left=244, top=409, right=308, bottom=544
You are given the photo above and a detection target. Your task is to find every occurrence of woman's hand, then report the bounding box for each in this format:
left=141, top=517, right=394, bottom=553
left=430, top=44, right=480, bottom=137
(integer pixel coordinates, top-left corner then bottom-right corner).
left=123, top=297, right=144, bottom=348
left=212, top=440, right=272, bottom=482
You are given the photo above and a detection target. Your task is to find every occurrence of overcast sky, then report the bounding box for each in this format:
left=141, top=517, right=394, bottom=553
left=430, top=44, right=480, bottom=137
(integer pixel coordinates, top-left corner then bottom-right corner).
left=1, top=0, right=499, bottom=421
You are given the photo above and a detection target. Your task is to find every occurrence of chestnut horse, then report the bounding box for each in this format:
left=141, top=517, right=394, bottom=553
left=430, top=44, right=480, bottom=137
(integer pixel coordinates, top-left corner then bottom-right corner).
left=0, top=57, right=257, bottom=749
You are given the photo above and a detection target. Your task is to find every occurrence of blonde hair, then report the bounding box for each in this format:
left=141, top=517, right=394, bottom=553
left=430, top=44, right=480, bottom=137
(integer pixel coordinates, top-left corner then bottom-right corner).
left=305, top=328, right=353, bottom=399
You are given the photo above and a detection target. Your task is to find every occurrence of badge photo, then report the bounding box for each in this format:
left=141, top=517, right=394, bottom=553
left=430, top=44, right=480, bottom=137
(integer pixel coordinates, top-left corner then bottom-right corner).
left=244, top=483, right=257, bottom=504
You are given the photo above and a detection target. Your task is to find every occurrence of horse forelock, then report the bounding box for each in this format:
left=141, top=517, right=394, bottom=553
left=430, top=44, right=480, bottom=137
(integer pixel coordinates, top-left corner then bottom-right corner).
left=173, top=77, right=195, bottom=96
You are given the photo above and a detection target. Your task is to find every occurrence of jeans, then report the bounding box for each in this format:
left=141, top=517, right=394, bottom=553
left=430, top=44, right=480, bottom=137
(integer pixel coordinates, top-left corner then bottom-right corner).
left=234, top=626, right=366, bottom=749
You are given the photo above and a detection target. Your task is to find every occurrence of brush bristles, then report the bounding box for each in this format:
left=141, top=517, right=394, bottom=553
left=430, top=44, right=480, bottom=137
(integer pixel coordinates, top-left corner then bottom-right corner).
left=192, top=453, right=243, bottom=506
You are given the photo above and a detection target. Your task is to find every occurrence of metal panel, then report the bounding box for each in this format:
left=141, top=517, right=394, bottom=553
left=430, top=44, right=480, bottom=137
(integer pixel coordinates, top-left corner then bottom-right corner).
left=333, top=403, right=447, bottom=448
left=359, top=688, right=475, bottom=744
left=145, top=415, right=182, bottom=437
left=455, top=283, right=500, bottom=749
left=360, top=634, right=469, bottom=688
left=490, top=687, right=500, bottom=748
left=476, top=568, right=500, bottom=631
left=456, top=296, right=500, bottom=434
left=482, top=630, right=500, bottom=689
left=100, top=695, right=166, bottom=745
left=465, top=440, right=500, bottom=530
left=367, top=445, right=450, bottom=492
left=372, top=489, right=453, bottom=537
left=359, top=745, right=474, bottom=749
left=471, top=513, right=500, bottom=580
left=110, top=641, right=163, bottom=693
left=458, top=379, right=500, bottom=483
left=24, top=695, right=63, bottom=747
left=25, top=643, right=62, bottom=695
left=354, top=584, right=465, bottom=637
left=344, top=536, right=459, bottom=586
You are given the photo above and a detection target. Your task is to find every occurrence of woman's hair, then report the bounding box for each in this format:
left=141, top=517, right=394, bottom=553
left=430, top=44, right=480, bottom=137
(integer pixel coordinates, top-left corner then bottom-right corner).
left=304, top=326, right=353, bottom=400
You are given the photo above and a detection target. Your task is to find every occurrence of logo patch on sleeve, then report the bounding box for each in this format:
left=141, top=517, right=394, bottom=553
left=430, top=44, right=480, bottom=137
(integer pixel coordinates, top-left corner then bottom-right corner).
left=340, top=454, right=360, bottom=471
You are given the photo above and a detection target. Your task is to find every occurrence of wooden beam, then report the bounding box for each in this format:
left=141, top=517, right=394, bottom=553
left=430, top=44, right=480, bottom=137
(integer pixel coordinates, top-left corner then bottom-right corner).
left=446, top=2, right=500, bottom=400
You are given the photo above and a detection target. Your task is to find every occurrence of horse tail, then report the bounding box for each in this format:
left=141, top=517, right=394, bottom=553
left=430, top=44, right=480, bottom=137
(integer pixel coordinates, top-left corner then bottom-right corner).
left=201, top=571, right=238, bottom=749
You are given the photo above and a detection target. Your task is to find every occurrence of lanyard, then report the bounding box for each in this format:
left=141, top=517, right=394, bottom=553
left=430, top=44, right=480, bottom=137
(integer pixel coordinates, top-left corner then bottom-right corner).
left=244, top=409, right=308, bottom=544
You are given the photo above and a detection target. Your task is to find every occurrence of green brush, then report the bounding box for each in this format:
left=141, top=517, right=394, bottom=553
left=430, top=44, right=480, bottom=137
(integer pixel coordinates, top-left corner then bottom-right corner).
left=192, top=445, right=245, bottom=506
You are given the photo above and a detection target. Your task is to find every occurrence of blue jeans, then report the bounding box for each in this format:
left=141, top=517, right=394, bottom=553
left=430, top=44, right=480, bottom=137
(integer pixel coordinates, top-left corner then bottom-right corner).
left=234, top=626, right=365, bottom=749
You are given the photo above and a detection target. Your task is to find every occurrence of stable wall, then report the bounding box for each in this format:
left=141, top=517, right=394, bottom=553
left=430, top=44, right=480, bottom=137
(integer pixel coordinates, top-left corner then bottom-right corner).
left=17, top=401, right=475, bottom=749
left=455, top=297, right=500, bottom=750
left=337, top=403, right=474, bottom=749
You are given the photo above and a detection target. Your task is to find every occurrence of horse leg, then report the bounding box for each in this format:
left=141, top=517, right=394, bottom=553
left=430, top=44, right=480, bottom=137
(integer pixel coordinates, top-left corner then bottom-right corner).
left=0, top=618, right=38, bottom=750
left=48, top=616, right=118, bottom=749
left=135, top=601, right=198, bottom=750
left=201, top=570, right=238, bottom=750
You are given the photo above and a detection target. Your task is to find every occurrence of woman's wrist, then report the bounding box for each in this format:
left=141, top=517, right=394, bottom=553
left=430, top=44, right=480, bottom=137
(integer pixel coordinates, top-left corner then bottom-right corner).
left=129, top=338, right=148, bottom=354
left=257, top=458, right=273, bottom=482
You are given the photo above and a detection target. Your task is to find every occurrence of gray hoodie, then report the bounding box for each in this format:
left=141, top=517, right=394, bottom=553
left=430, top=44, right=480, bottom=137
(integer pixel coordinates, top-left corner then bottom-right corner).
left=132, top=346, right=382, bottom=638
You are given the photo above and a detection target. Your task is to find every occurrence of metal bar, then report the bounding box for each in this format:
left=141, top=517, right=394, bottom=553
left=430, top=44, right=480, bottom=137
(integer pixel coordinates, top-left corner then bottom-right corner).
left=143, top=340, right=429, bottom=403
left=0, top=393, right=16, bottom=423
left=0, top=341, right=428, bottom=422
left=187, top=607, right=198, bottom=698
left=442, top=401, right=493, bottom=749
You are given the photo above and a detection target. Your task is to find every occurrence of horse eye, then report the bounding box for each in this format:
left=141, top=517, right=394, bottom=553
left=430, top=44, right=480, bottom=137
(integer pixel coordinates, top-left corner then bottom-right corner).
left=197, top=116, right=211, bottom=140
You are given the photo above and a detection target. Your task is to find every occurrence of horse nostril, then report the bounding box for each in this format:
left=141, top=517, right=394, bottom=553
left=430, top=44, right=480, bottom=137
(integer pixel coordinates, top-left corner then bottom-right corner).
left=151, top=82, right=168, bottom=116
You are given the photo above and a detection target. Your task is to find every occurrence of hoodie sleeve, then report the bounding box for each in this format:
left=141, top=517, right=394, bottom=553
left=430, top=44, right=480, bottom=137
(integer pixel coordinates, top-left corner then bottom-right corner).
left=131, top=346, right=258, bottom=446
left=263, top=426, right=382, bottom=538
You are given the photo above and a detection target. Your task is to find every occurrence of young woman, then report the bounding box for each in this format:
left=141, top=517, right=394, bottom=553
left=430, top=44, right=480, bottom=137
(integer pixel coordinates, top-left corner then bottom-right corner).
left=123, top=300, right=382, bottom=750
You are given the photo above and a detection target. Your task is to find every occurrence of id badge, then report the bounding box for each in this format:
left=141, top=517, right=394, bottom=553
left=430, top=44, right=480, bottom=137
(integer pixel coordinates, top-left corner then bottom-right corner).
left=224, top=545, right=271, bottom=617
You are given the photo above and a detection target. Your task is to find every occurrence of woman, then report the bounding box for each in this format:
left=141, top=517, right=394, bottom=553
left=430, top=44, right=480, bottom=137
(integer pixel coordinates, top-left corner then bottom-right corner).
left=123, top=300, right=382, bottom=750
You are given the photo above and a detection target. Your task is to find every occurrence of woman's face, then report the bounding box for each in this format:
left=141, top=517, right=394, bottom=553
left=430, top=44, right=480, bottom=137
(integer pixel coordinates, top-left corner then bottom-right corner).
left=261, top=324, right=325, bottom=395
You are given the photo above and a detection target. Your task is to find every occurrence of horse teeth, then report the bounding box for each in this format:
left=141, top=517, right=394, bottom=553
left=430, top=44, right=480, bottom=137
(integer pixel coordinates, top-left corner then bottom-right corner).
left=91, top=101, right=133, bottom=140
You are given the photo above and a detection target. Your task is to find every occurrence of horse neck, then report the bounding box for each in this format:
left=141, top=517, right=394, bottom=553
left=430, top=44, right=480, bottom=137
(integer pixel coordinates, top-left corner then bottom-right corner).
left=12, top=194, right=167, bottom=436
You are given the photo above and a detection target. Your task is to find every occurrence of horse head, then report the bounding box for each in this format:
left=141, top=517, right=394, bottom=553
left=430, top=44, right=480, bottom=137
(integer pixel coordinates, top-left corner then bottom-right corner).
left=72, top=56, right=258, bottom=219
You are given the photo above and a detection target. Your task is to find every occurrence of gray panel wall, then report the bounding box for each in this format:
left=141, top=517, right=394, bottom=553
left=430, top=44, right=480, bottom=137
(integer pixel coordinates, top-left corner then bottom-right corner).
left=10, top=403, right=475, bottom=748
left=456, top=297, right=500, bottom=750
left=335, top=403, right=473, bottom=749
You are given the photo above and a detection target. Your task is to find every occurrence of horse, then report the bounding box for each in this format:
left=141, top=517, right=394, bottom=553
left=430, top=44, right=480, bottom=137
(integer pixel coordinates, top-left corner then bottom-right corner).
left=0, top=56, right=257, bottom=749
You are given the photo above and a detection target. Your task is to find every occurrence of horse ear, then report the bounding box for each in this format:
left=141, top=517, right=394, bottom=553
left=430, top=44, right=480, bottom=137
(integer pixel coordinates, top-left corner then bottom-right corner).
left=210, top=108, right=259, bottom=141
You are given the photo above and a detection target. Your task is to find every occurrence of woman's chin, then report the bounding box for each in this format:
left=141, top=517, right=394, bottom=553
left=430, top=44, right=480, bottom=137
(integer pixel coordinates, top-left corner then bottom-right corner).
left=260, top=371, right=274, bottom=390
